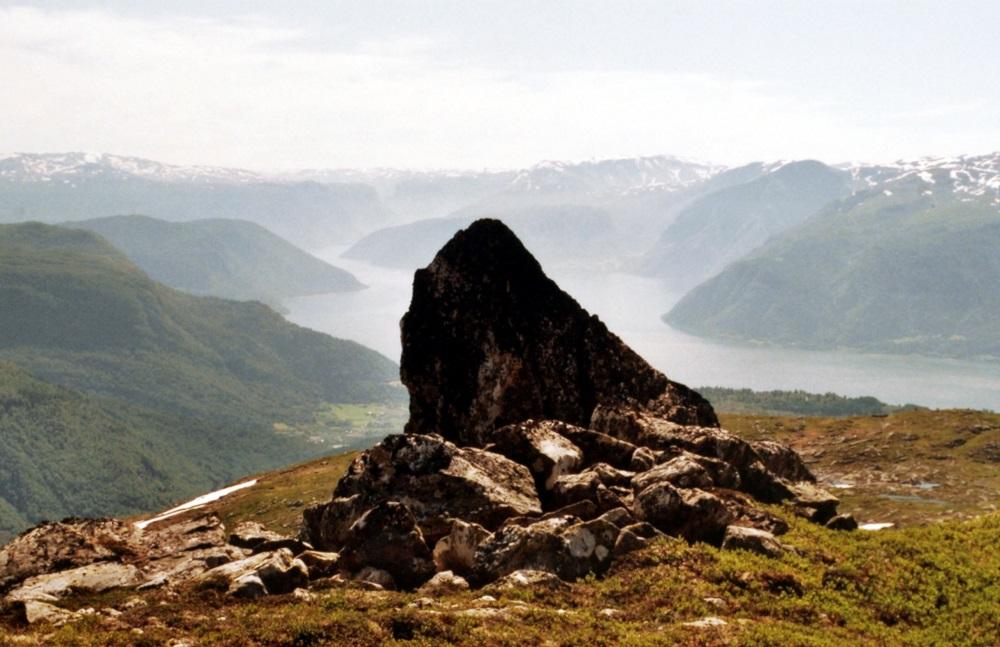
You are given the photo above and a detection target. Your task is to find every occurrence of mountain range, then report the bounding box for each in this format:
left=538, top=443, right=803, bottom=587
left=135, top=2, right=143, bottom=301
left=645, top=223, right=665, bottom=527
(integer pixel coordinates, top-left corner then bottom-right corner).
left=5, top=150, right=1000, bottom=361
left=666, top=154, right=1000, bottom=358
left=0, top=153, right=391, bottom=250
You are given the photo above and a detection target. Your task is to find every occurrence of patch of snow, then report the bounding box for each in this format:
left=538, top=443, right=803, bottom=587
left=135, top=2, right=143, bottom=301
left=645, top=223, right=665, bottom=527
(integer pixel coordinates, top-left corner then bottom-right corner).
left=859, top=522, right=895, bottom=531
left=830, top=482, right=854, bottom=489
left=134, top=480, right=257, bottom=530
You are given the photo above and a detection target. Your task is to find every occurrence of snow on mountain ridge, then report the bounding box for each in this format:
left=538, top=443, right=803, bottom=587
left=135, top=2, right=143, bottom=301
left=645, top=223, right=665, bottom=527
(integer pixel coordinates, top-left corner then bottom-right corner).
left=0, top=152, right=265, bottom=184
left=508, top=155, right=724, bottom=195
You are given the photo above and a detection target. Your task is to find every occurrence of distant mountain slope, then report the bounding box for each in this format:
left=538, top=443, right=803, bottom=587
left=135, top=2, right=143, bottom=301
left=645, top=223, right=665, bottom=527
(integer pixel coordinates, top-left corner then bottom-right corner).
left=0, top=153, right=392, bottom=250
left=666, top=154, right=1000, bottom=358
left=0, top=222, right=402, bottom=539
left=341, top=205, right=620, bottom=271
left=637, top=160, right=853, bottom=291
left=66, top=215, right=362, bottom=305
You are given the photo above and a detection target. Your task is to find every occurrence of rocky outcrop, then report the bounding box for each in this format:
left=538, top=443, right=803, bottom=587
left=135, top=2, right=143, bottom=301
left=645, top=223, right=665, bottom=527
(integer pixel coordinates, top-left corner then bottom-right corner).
left=1, top=512, right=330, bottom=611
left=400, top=218, right=717, bottom=447
left=302, top=433, right=541, bottom=548
left=0, top=518, right=138, bottom=592
left=299, top=219, right=846, bottom=591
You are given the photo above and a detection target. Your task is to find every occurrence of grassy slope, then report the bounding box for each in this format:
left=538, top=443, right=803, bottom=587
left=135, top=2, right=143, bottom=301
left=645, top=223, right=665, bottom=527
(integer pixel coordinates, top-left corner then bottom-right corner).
left=667, top=180, right=1000, bottom=358
left=0, top=408, right=979, bottom=645
left=721, top=410, right=1000, bottom=527
left=66, top=215, right=363, bottom=305
left=0, top=222, right=402, bottom=540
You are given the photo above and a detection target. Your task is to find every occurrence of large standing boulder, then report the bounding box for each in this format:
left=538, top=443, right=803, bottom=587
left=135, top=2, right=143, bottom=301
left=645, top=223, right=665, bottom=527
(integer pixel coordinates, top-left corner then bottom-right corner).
left=400, top=218, right=718, bottom=447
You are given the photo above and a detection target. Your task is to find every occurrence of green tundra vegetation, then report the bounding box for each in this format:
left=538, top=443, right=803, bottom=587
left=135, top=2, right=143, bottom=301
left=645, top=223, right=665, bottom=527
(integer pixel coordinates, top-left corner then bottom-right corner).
left=0, top=222, right=403, bottom=541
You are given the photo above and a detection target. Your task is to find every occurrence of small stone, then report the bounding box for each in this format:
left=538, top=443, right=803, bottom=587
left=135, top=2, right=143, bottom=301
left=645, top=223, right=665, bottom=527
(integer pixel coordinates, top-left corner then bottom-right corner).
left=721, top=526, right=785, bottom=558
left=228, top=574, right=267, bottom=599
left=418, top=570, right=470, bottom=596
left=825, top=514, right=859, bottom=531
left=291, top=588, right=315, bottom=601
left=683, top=616, right=727, bottom=628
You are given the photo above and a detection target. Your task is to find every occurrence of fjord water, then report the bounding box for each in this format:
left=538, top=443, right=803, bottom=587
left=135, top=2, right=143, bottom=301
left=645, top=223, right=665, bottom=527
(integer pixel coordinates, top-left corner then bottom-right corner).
left=285, top=248, right=1000, bottom=411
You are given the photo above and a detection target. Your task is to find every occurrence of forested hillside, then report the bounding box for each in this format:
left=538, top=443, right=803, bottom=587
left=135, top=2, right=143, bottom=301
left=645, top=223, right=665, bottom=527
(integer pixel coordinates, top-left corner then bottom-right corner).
left=0, top=222, right=402, bottom=540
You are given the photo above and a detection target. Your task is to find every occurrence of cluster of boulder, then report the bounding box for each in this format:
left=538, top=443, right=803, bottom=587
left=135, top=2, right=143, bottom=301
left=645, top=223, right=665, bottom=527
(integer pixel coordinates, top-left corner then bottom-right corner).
left=0, top=219, right=853, bottom=614
left=0, top=513, right=341, bottom=623
left=300, top=219, right=854, bottom=591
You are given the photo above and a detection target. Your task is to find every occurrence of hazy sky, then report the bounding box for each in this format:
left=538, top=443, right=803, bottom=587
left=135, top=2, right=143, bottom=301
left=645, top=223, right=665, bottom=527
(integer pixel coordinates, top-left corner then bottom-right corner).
left=2, top=1, right=999, bottom=170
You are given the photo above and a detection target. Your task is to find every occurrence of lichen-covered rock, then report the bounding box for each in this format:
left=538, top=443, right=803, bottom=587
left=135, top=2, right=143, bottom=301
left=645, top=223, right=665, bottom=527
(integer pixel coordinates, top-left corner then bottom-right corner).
left=353, top=566, right=396, bottom=590
left=548, top=469, right=626, bottom=513
left=788, top=482, right=841, bottom=524
left=193, top=548, right=309, bottom=596
left=486, top=569, right=568, bottom=592
left=472, top=516, right=619, bottom=584
left=400, top=218, right=718, bottom=447
left=418, top=570, right=470, bottom=595
left=310, top=434, right=541, bottom=548
left=750, top=440, right=815, bottom=482
left=228, top=521, right=286, bottom=550
left=0, top=518, right=137, bottom=593
left=297, top=551, right=341, bottom=579
left=631, top=451, right=740, bottom=492
left=18, top=600, right=78, bottom=625
left=633, top=482, right=734, bottom=544
left=228, top=573, right=267, bottom=599
left=301, top=494, right=369, bottom=552
left=593, top=407, right=807, bottom=503
left=433, top=519, right=493, bottom=576
left=487, top=420, right=583, bottom=491
left=546, top=422, right=641, bottom=470
left=339, top=502, right=435, bottom=590
left=721, top=525, right=785, bottom=558
left=613, top=522, right=667, bottom=556
left=6, top=562, right=144, bottom=603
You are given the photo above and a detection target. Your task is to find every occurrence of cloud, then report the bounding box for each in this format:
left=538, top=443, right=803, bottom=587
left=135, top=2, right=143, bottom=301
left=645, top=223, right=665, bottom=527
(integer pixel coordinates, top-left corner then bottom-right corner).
left=0, top=5, right=993, bottom=169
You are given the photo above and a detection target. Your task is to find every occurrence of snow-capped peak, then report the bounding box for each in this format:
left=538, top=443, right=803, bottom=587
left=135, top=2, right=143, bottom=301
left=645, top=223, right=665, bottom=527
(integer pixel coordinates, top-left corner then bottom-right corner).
left=507, top=154, right=725, bottom=195
left=0, top=152, right=265, bottom=184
